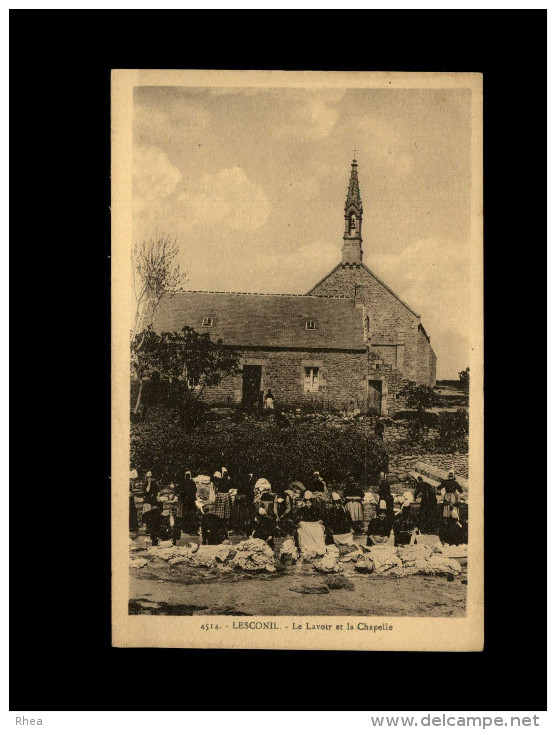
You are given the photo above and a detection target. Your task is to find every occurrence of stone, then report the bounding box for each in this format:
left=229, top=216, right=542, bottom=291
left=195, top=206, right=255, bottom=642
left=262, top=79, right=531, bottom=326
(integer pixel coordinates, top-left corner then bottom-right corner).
left=325, top=575, right=355, bottom=591
left=289, top=584, right=330, bottom=594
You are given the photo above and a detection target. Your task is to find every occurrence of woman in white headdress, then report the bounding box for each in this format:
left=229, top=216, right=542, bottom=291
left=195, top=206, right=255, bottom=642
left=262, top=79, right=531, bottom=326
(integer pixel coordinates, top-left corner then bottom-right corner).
left=213, top=471, right=232, bottom=529
left=295, top=491, right=327, bottom=555
left=438, top=507, right=466, bottom=546
left=393, top=500, right=417, bottom=546
left=141, top=470, right=159, bottom=522
left=366, top=499, right=393, bottom=546
left=344, top=476, right=365, bottom=533
left=325, top=492, right=353, bottom=545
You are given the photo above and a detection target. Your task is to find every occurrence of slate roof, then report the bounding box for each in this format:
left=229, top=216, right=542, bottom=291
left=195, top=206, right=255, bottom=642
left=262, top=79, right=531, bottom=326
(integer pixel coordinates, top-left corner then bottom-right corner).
left=150, top=291, right=366, bottom=351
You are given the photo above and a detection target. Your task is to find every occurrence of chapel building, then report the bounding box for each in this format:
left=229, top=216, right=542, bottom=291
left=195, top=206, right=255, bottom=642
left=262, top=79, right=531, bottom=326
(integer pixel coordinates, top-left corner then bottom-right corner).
left=150, top=158, right=437, bottom=415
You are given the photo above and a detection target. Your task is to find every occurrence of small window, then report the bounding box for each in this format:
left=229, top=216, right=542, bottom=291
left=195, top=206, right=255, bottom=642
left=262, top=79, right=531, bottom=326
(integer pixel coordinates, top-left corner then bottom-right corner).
left=304, top=366, right=320, bottom=392
left=305, top=320, right=316, bottom=330
left=202, top=317, right=213, bottom=327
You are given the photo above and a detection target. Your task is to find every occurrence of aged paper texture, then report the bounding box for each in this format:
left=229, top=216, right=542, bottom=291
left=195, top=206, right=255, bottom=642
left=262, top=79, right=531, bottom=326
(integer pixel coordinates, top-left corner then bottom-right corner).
left=112, top=69, right=483, bottom=650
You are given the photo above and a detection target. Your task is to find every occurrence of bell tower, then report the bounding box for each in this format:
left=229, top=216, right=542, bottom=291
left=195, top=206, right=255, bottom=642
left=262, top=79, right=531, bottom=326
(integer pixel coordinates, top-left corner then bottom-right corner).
left=342, top=154, right=363, bottom=264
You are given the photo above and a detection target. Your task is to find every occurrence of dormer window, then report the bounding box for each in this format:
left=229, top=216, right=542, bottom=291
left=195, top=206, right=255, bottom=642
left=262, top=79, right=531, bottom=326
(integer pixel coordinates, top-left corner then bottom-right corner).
left=202, top=317, right=214, bottom=327
left=305, top=320, right=316, bottom=330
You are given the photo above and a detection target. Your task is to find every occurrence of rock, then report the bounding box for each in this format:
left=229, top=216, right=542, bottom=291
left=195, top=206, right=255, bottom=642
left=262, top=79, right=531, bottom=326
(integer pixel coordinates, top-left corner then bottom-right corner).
left=265, top=565, right=276, bottom=573
left=325, top=575, right=355, bottom=591
left=289, top=584, right=330, bottom=594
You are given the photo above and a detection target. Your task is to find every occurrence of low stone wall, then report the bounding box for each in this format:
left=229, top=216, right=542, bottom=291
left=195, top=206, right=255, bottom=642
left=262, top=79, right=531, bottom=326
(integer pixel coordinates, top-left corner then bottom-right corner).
left=388, top=452, right=469, bottom=480
left=381, top=421, right=439, bottom=443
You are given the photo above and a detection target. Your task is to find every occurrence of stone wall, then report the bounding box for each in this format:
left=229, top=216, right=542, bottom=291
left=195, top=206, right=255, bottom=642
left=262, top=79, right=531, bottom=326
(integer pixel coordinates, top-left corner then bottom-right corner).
left=417, top=326, right=437, bottom=388
left=388, top=452, right=469, bottom=479
left=310, top=262, right=436, bottom=387
left=382, top=420, right=440, bottom=443
left=192, top=348, right=368, bottom=411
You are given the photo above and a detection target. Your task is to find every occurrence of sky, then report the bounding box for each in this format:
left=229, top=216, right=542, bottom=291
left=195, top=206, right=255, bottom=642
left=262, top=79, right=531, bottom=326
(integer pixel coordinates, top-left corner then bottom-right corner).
left=133, top=86, right=472, bottom=379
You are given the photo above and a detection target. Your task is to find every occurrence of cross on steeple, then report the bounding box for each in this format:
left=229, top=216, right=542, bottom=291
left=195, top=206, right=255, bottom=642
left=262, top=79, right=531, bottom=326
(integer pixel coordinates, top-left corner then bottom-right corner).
left=352, top=146, right=358, bottom=159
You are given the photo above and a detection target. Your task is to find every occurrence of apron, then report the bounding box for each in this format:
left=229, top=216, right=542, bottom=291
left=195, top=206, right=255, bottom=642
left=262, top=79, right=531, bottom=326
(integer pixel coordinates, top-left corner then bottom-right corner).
left=442, top=491, right=458, bottom=518
left=345, top=497, right=363, bottom=522
left=297, top=521, right=326, bottom=555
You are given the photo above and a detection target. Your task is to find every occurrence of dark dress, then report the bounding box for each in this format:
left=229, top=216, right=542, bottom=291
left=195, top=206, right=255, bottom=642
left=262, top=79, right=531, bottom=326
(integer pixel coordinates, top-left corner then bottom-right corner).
left=175, top=476, right=198, bottom=533
left=378, top=481, right=395, bottom=521
left=366, top=515, right=392, bottom=546
left=231, top=479, right=250, bottom=535
left=143, top=479, right=159, bottom=505
left=393, top=509, right=415, bottom=546
left=129, top=493, right=139, bottom=531
left=414, top=480, right=438, bottom=533
left=326, top=505, right=352, bottom=535
left=244, top=476, right=256, bottom=532
left=296, top=503, right=321, bottom=523
left=275, top=494, right=294, bottom=535
left=201, top=513, right=228, bottom=545
left=438, top=519, right=466, bottom=546
left=310, top=476, right=326, bottom=493
left=252, top=513, right=276, bottom=549
left=145, top=509, right=180, bottom=546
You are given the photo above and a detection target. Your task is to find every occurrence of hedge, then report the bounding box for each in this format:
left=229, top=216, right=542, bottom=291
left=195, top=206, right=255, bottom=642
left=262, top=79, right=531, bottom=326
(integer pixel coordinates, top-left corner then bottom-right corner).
left=130, top=408, right=388, bottom=489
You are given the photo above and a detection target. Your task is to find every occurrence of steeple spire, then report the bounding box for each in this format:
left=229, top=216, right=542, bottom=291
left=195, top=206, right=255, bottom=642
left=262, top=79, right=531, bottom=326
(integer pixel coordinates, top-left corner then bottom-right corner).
left=342, top=156, right=363, bottom=264
left=346, top=156, right=362, bottom=209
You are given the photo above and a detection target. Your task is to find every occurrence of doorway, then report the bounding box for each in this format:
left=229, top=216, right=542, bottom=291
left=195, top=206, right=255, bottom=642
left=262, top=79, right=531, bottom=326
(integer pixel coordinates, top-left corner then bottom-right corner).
left=242, top=365, right=262, bottom=410
left=367, top=379, right=382, bottom=415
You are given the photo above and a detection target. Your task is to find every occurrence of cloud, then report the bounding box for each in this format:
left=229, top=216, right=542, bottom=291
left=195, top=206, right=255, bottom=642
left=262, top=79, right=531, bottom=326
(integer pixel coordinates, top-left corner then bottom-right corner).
left=373, top=236, right=471, bottom=377
left=282, top=240, right=337, bottom=271
left=275, top=89, right=346, bottom=140
left=341, top=115, right=415, bottom=178
left=133, top=144, right=182, bottom=200
left=134, top=98, right=210, bottom=147
left=177, top=167, right=271, bottom=231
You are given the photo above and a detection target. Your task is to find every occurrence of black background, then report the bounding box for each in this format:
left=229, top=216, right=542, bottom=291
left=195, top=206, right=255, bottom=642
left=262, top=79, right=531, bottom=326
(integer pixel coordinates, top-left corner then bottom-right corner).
left=9, top=9, right=547, bottom=711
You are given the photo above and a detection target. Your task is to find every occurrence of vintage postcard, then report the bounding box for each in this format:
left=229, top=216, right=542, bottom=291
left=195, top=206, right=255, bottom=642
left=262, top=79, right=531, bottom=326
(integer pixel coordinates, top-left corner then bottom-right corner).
left=112, top=69, right=483, bottom=650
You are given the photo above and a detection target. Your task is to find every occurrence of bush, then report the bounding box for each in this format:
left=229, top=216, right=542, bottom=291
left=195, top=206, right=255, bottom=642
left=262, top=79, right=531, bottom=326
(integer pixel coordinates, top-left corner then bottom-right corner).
left=398, top=383, right=438, bottom=413
left=130, top=409, right=388, bottom=488
left=437, top=409, right=468, bottom=450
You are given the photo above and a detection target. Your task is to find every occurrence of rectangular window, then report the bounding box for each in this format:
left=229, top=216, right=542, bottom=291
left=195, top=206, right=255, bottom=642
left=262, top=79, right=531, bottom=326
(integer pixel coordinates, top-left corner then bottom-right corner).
left=305, top=320, right=316, bottom=330
left=304, top=366, right=320, bottom=392
left=202, top=317, right=213, bottom=327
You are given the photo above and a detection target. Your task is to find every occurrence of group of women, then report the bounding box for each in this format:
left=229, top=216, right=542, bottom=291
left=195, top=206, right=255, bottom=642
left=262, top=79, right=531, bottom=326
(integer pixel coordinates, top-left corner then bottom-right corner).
left=129, top=466, right=467, bottom=549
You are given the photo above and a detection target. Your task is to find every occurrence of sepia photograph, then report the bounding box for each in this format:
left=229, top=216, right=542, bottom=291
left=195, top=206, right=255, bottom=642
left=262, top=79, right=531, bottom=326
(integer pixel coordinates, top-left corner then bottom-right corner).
left=111, top=70, right=483, bottom=650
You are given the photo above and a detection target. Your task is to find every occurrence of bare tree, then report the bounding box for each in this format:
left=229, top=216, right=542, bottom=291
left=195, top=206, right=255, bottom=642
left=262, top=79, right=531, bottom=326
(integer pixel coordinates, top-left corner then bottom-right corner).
left=131, top=234, right=187, bottom=414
